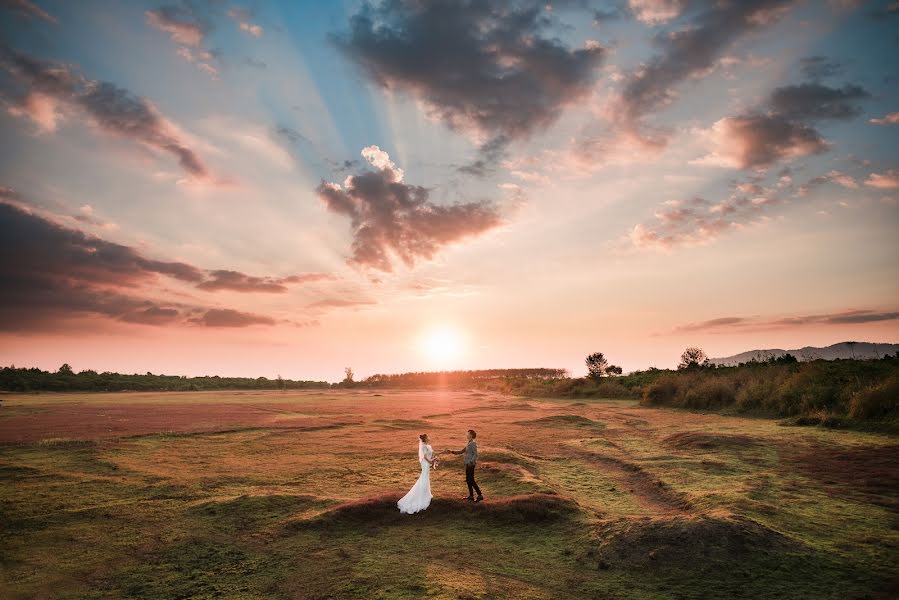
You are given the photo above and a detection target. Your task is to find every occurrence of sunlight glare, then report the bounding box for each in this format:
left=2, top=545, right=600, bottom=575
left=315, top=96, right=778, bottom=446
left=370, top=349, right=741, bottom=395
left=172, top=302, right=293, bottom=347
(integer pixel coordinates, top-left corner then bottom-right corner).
left=420, top=327, right=465, bottom=367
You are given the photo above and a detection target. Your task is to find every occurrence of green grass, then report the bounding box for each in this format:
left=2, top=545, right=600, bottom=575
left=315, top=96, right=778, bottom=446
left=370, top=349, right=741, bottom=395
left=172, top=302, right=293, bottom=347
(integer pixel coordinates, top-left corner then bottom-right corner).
left=2, top=390, right=897, bottom=599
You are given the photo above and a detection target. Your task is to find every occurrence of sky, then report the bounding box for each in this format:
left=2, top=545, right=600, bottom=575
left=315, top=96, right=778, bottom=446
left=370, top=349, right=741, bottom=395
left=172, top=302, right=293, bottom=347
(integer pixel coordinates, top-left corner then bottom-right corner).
left=1, top=0, right=898, bottom=382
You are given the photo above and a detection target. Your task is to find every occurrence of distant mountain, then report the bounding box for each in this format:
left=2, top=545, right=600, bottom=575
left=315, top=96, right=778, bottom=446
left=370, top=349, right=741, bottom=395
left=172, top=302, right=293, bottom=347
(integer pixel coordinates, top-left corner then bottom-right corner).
left=710, top=342, right=899, bottom=366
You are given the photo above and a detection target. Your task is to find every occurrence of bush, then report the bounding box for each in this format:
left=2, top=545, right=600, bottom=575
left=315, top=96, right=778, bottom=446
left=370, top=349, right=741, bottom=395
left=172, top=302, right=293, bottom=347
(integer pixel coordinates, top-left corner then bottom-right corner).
left=849, top=375, right=899, bottom=419
left=681, top=378, right=736, bottom=410
left=643, top=376, right=680, bottom=406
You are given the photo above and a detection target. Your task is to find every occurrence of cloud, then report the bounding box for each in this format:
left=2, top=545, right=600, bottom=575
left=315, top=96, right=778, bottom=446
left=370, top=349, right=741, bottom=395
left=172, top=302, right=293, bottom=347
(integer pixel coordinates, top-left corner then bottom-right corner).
left=0, top=196, right=328, bottom=331
left=798, top=55, right=844, bottom=80
left=316, top=145, right=503, bottom=272
left=145, top=5, right=207, bottom=47
left=865, top=169, right=899, bottom=189
left=615, top=0, right=795, bottom=140
left=627, top=0, right=686, bottom=24
left=668, top=309, right=899, bottom=333
left=227, top=8, right=263, bottom=37
left=695, top=81, right=868, bottom=169
left=332, top=0, right=605, bottom=166
left=188, top=308, right=275, bottom=327
left=797, top=169, right=859, bottom=195
left=197, top=270, right=334, bottom=293
left=1, top=0, right=57, bottom=23
left=629, top=177, right=786, bottom=250
left=768, top=83, right=869, bottom=121
left=145, top=3, right=231, bottom=76
left=696, top=113, right=828, bottom=169
left=869, top=111, right=899, bottom=125
left=0, top=48, right=213, bottom=180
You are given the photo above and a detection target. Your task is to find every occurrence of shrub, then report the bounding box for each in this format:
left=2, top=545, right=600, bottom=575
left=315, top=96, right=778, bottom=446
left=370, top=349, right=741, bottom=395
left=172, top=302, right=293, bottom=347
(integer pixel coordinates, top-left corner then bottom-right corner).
left=681, top=378, right=736, bottom=410
left=642, top=375, right=680, bottom=406
left=849, top=375, right=899, bottom=419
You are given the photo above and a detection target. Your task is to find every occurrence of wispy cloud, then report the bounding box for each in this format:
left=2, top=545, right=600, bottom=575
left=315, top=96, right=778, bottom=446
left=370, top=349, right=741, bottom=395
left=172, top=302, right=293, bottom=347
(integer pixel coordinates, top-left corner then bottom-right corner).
left=615, top=0, right=796, bottom=144
left=869, top=111, right=899, bottom=125
left=667, top=309, right=899, bottom=334
left=1, top=0, right=56, bottom=23
left=0, top=48, right=214, bottom=181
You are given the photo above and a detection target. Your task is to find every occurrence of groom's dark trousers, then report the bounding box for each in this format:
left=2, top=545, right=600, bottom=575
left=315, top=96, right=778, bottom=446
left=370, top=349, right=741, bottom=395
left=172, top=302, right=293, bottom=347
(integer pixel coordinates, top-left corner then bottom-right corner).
left=465, top=464, right=481, bottom=498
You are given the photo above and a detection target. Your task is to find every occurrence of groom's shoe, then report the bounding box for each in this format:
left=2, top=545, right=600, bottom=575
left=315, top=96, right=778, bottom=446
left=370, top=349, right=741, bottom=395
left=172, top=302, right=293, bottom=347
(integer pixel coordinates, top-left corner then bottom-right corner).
left=462, top=495, right=474, bottom=501
left=474, top=496, right=484, bottom=503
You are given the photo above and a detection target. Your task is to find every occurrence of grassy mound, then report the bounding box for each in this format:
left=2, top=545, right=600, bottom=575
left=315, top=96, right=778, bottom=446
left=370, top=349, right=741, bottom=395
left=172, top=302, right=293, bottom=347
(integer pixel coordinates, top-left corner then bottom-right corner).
left=590, top=514, right=804, bottom=569
left=518, top=415, right=605, bottom=429
left=663, top=432, right=761, bottom=450
left=293, top=493, right=581, bottom=529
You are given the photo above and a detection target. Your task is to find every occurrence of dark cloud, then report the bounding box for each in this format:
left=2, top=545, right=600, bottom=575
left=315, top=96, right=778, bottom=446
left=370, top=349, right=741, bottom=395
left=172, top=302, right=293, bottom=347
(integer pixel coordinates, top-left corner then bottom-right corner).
left=593, top=6, right=626, bottom=24
left=701, top=81, right=868, bottom=169
left=799, top=55, right=844, bottom=80
left=1, top=0, right=56, bottom=22
left=776, top=310, right=899, bottom=326
left=0, top=48, right=213, bottom=180
left=672, top=317, right=750, bottom=332
left=710, top=113, right=829, bottom=169
left=197, top=270, right=334, bottom=293
left=189, top=309, right=276, bottom=328
left=332, top=0, right=605, bottom=168
left=667, top=309, right=899, bottom=333
left=768, top=83, right=869, bottom=121
left=274, top=125, right=306, bottom=145
left=0, top=197, right=329, bottom=330
left=316, top=146, right=503, bottom=272
left=617, top=0, right=795, bottom=139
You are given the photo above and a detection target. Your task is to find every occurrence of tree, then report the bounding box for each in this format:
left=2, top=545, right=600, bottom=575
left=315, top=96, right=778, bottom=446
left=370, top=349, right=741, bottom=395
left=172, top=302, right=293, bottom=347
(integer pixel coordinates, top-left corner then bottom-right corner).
left=343, top=367, right=354, bottom=384
left=276, top=374, right=285, bottom=390
left=58, top=363, right=73, bottom=375
left=585, top=353, right=609, bottom=381
left=678, top=347, right=707, bottom=370
left=605, top=365, right=623, bottom=376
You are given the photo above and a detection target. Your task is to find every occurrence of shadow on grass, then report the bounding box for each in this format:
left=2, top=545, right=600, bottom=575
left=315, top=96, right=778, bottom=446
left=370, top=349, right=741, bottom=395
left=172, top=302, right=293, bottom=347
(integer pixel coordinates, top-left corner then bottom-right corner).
left=289, top=492, right=581, bottom=531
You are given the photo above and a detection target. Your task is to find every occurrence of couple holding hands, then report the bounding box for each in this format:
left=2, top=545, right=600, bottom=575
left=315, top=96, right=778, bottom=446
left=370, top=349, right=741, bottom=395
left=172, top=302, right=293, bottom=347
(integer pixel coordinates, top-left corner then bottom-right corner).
left=397, top=429, right=482, bottom=514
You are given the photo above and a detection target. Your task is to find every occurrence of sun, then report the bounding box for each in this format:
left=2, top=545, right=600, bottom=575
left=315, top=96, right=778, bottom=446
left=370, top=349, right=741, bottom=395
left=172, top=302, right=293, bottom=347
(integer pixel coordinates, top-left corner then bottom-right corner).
left=420, top=326, right=465, bottom=367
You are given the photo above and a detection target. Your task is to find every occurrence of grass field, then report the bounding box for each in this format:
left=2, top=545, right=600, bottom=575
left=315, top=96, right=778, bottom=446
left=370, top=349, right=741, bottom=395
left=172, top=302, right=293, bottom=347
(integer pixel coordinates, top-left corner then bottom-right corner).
left=1, top=390, right=897, bottom=599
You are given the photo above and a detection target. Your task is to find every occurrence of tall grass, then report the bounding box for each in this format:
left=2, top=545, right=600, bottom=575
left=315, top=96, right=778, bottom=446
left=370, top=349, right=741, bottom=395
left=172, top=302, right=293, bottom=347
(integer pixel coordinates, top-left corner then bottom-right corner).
left=640, top=358, right=899, bottom=421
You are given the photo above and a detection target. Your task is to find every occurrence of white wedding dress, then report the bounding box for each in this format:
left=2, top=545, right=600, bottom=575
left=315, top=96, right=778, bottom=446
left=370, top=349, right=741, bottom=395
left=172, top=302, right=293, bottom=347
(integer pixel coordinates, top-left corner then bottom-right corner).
left=398, top=441, right=433, bottom=514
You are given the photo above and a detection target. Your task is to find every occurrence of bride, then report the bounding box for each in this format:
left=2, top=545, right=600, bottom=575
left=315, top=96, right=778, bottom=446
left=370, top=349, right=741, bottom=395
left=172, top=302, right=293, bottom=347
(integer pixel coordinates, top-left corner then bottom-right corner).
left=398, top=434, right=436, bottom=514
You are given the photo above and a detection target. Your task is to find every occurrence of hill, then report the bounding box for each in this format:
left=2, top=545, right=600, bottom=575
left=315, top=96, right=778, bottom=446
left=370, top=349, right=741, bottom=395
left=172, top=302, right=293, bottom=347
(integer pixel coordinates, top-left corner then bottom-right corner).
left=710, top=341, right=899, bottom=366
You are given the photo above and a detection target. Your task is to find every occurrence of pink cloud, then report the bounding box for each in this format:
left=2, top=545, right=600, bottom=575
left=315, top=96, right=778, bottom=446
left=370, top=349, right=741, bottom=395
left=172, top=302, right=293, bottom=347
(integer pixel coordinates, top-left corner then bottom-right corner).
left=864, top=170, right=899, bottom=189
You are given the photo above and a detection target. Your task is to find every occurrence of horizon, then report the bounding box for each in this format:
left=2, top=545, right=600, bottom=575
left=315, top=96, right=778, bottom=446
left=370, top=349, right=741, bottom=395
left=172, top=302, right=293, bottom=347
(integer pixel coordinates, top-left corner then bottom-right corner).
left=5, top=339, right=898, bottom=384
left=2, top=1, right=898, bottom=383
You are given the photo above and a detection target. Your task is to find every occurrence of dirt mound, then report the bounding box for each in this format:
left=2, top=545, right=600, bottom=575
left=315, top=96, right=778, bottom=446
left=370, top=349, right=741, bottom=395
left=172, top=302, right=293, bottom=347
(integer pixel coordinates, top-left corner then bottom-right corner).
left=294, top=493, right=580, bottom=529
left=520, top=415, right=605, bottom=429
left=590, top=515, right=802, bottom=569
left=788, top=444, right=899, bottom=511
left=663, top=432, right=761, bottom=450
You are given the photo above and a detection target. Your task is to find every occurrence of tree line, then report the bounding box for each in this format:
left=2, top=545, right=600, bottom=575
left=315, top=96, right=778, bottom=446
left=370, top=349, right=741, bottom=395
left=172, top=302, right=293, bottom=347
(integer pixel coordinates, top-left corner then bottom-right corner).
left=0, top=364, right=330, bottom=393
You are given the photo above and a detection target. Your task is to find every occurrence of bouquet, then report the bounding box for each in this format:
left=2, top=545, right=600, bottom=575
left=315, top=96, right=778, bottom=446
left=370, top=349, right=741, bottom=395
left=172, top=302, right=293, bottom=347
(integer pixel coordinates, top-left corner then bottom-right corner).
left=432, top=456, right=440, bottom=470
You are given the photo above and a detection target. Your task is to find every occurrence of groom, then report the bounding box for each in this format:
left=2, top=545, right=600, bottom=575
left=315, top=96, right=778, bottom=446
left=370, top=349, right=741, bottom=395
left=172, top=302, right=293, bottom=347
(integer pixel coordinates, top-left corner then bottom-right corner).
left=445, top=429, right=483, bottom=502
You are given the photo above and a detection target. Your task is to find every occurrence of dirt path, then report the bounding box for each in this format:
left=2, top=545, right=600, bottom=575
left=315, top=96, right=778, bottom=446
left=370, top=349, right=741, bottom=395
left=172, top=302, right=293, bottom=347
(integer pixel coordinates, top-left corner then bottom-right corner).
left=574, top=450, right=689, bottom=515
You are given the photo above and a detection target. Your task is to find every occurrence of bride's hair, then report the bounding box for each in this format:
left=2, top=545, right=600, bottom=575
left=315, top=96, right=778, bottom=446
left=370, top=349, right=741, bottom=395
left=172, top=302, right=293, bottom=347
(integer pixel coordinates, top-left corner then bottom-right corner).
left=419, top=433, right=428, bottom=442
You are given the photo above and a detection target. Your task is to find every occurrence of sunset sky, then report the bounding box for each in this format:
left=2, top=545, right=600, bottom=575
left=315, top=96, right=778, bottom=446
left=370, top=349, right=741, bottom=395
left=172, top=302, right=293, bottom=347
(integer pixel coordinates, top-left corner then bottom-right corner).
left=1, top=0, right=898, bottom=381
